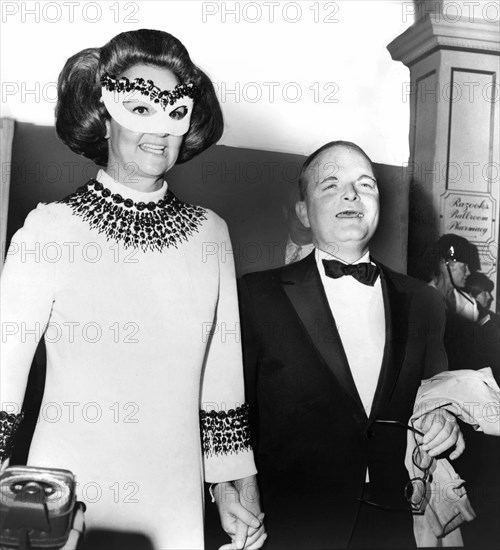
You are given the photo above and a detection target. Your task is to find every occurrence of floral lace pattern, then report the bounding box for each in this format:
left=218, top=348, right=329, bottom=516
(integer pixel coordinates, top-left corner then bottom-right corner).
left=0, top=411, right=24, bottom=463
left=200, top=403, right=252, bottom=457
left=60, top=179, right=207, bottom=252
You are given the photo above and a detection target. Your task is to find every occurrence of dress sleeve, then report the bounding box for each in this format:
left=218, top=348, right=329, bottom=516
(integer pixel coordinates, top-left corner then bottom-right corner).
left=0, top=205, right=55, bottom=463
left=200, top=218, right=257, bottom=483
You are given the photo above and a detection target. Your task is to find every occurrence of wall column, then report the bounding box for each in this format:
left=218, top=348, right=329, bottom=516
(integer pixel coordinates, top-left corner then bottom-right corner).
left=388, top=0, right=499, bottom=308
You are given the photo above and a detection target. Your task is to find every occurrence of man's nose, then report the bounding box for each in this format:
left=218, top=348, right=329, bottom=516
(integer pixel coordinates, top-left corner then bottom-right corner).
left=343, top=183, right=359, bottom=201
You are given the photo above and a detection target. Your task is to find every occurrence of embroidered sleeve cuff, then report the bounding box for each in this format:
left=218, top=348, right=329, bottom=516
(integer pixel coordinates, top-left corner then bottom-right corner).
left=200, top=403, right=252, bottom=457
left=0, top=411, right=24, bottom=463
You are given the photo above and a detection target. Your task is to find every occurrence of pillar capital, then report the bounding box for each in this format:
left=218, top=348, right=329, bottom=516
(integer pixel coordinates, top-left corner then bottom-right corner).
left=388, top=12, right=499, bottom=67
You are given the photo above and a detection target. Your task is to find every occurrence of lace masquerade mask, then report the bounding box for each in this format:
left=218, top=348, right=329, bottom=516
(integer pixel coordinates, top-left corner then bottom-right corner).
left=101, top=73, right=199, bottom=135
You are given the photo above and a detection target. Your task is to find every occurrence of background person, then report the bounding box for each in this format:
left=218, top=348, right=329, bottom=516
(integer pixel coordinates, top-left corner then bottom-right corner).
left=466, top=271, right=497, bottom=318
left=282, top=185, right=314, bottom=264
left=422, top=236, right=499, bottom=548
left=426, top=234, right=480, bottom=322
left=423, top=234, right=493, bottom=373
left=465, top=271, right=499, bottom=378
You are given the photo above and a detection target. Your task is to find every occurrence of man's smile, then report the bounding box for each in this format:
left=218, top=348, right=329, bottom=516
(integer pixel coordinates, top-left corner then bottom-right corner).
left=336, top=210, right=364, bottom=218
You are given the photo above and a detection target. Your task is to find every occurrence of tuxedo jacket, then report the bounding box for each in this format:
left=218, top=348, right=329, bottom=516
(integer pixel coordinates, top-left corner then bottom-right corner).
left=238, top=252, right=448, bottom=549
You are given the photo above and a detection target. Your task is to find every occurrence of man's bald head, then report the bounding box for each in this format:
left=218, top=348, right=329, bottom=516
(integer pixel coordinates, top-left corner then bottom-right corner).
left=298, top=141, right=374, bottom=201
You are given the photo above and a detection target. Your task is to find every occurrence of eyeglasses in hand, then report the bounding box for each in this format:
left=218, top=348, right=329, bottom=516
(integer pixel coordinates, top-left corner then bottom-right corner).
left=357, top=420, right=434, bottom=514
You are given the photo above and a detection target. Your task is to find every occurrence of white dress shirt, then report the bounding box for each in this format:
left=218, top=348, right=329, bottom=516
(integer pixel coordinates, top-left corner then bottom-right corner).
left=316, top=248, right=386, bottom=417
left=316, top=248, right=385, bottom=482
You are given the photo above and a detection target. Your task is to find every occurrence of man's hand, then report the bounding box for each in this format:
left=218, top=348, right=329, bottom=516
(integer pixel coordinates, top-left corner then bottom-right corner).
left=417, top=408, right=465, bottom=460
left=213, top=475, right=267, bottom=549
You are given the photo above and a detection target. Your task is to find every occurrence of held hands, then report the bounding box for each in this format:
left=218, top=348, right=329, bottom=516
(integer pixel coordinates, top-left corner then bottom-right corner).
left=213, top=475, right=267, bottom=550
left=416, top=408, right=465, bottom=460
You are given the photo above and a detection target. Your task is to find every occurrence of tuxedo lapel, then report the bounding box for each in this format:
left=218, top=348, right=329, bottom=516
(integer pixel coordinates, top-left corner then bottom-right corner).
left=280, top=252, right=365, bottom=414
left=368, top=264, right=409, bottom=421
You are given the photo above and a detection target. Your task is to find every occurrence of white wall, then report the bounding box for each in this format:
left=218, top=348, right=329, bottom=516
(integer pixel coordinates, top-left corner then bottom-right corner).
left=0, top=0, right=415, bottom=165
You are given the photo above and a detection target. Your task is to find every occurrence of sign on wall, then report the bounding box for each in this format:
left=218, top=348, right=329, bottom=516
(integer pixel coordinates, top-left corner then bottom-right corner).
left=441, top=191, right=498, bottom=277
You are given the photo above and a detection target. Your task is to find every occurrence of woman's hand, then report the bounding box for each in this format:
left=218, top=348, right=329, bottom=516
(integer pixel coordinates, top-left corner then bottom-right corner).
left=213, top=475, right=267, bottom=549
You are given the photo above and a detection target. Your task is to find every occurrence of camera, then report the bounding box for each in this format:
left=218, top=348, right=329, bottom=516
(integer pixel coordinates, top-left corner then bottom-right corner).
left=0, top=466, right=76, bottom=549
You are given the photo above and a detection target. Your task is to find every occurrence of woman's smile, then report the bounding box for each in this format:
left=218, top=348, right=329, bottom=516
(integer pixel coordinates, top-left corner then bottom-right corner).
left=139, top=143, right=167, bottom=156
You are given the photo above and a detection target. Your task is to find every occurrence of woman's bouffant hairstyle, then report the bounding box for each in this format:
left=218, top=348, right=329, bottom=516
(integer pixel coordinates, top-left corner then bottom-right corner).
left=56, top=29, right=223, bottom=166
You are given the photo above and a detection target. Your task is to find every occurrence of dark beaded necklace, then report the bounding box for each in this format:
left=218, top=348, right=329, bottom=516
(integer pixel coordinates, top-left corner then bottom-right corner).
left=89, top=179, right=166, bottom=211
left=60, top=179, right=207, bottom=252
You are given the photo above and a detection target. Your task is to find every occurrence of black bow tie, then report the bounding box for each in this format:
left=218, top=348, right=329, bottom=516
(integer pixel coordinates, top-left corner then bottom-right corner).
left=322, top=259, right=380, bottom=286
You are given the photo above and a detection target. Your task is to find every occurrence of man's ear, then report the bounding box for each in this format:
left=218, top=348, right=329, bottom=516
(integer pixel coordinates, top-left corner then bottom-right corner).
left=104, top=119, right=111, bottom=140
left=295, top=201, right=311, bottom=229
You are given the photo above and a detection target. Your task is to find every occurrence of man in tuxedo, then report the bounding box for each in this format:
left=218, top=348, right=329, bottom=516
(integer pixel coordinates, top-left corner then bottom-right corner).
left=238, top=141, right=465, bottom=549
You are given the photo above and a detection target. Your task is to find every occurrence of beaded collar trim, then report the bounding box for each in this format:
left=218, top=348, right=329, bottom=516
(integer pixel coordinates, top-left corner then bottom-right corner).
left=101, top=73, right=200, bottom=110
left=0, top=411, right=24, bottom=463
left=60, top=179, right=207, bottom=252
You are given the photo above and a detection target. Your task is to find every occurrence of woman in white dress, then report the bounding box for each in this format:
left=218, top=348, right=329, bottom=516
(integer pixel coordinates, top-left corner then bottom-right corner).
left=0, top=29, right=266, bottom=550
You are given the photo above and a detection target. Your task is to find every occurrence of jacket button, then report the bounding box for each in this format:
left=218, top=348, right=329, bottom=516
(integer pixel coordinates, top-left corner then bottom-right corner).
left=366, top=429, right=374, bottom=439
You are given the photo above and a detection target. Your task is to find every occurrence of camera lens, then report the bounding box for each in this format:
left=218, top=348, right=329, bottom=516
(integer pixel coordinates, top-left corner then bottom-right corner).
left=25, top=482, right=42, bottom=495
